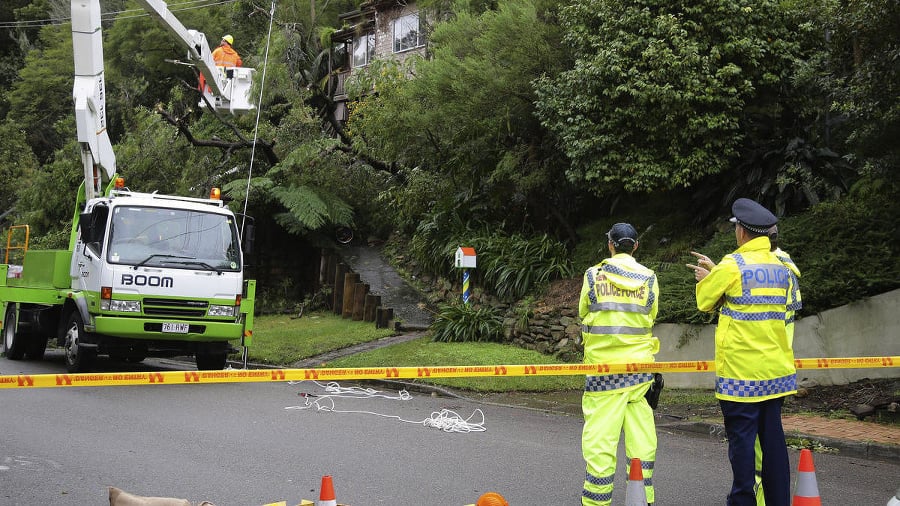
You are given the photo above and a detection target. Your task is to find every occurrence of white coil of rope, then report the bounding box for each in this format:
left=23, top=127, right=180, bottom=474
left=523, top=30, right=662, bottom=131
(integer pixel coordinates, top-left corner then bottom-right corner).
left=285, top=380, right=486, bottom=433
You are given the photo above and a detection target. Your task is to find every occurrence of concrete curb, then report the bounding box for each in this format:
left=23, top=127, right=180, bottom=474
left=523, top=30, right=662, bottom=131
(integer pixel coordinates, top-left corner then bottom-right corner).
left=659, top=420, right=900, bottom=463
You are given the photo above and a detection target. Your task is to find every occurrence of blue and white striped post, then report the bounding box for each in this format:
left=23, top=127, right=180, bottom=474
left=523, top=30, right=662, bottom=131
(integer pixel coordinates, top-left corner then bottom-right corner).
left=462, top=269, right=471, bottom=304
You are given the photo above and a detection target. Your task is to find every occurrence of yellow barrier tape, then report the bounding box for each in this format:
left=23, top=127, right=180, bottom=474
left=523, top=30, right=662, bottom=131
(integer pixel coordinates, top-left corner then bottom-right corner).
left=0, top=356, right=897, bottom=389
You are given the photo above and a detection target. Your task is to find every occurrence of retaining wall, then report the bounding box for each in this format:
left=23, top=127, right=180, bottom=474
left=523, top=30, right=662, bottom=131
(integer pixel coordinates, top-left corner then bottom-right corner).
left=512, top=289, right=900, bottom=388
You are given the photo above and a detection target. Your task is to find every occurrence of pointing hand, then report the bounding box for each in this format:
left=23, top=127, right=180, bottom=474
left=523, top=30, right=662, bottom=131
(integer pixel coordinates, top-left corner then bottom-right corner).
left=690, top=251, right=716, bottom=270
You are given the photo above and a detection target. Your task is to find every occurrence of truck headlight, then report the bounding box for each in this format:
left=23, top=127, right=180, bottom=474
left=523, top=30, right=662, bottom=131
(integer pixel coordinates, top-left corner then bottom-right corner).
left=104, top=299, right=142, bottom=312
left=207, top=304, right=236, bottom=317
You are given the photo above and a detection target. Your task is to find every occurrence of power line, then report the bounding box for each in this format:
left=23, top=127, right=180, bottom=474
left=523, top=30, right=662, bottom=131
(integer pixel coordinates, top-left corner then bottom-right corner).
left=0, top=0, right=238, bottom=29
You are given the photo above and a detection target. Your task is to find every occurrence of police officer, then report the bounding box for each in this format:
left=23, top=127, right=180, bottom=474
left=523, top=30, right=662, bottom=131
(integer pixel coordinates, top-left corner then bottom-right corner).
left=580, top=223, right=660, bottom=505
left=692, top=222, right=803, bottom=506
left=687, top=198, right=796, bottom=506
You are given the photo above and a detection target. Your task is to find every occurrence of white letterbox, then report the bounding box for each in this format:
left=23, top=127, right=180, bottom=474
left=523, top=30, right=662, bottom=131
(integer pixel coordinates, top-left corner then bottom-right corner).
left=455, top=247, right=477, bottom=268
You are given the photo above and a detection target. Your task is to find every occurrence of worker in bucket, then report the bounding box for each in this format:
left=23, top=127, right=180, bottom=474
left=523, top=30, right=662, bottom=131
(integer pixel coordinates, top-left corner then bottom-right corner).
left=212, top=34, right=242, bottom=68
left=200, top=34, right=242, bottom=93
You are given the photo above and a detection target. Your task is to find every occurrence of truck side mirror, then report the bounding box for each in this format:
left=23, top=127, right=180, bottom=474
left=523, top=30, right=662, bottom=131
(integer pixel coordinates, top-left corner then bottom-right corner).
left=242, top=223, right=255, bottom=256
left=79, top=212, right=95, bottom=243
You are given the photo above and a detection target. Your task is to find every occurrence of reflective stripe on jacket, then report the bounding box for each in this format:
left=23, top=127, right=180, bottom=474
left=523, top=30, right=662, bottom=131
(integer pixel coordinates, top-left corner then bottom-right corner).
left=695, top=236, right=796, bottom=402
left=579, top=254, right=659, bottom=392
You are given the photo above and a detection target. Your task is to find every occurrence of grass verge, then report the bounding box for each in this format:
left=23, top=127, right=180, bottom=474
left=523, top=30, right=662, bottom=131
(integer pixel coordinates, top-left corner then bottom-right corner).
left=240, top=312, right=396, bottom=365
left=326, top=336, right=584, bottom=392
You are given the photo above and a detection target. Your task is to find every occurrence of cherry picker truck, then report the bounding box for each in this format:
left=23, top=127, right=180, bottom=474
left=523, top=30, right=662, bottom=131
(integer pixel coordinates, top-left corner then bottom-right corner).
left=0, top=0, right=257, bottom=372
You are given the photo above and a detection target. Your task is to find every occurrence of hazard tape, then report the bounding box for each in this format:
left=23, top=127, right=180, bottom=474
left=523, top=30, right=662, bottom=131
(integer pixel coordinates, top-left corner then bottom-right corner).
left=0, top=356, right=897, bottom=389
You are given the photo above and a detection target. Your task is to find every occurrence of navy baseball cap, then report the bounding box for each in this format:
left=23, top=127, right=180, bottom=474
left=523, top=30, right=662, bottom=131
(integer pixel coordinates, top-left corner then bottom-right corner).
left=607, top=222, right=638, bottom=246
left=729, top=198, right=777, bottom=234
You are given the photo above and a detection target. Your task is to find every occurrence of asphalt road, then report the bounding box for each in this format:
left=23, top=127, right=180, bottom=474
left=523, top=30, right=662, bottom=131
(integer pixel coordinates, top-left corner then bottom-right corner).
left=2, top=353, right=898, bottom=505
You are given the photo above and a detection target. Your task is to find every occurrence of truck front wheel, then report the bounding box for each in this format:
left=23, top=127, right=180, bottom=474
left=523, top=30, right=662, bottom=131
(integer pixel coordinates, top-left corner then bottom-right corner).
left=2, top=303, right=26, bottom=360
left=63, top=311, right=96, bottom=373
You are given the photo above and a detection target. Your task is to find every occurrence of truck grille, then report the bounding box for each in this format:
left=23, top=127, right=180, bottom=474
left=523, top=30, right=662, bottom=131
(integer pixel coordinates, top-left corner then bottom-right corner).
left=143, top=298, right=209, bottom=317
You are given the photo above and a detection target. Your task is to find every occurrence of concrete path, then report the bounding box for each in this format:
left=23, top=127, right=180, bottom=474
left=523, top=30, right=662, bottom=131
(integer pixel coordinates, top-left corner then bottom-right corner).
left=335, top=244, right=433, bottom=330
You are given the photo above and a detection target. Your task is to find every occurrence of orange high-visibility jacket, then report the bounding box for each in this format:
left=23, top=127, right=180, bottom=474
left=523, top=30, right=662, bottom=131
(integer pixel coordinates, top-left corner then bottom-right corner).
left=212, top=43, right=242, bottom=67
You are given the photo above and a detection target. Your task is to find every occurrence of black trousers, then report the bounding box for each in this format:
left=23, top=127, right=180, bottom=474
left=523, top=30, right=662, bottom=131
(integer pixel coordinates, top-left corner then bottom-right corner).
left=719, top=397, right=791, bottom=506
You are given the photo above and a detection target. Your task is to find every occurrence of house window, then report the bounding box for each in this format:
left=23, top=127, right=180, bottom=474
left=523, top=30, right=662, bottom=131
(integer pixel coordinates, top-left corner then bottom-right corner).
left=352, top=33, right=375, bottom=67
left=393, top=12, right=425, bottom=53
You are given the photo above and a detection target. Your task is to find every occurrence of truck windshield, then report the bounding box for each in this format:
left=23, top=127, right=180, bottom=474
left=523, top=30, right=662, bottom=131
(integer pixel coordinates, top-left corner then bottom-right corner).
left=107, top=206, right=241, bottom=272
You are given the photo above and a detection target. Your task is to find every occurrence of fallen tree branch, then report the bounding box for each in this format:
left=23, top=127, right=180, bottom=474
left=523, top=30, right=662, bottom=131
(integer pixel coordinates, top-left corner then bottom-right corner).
left=154, top=103, right=280, bottom=166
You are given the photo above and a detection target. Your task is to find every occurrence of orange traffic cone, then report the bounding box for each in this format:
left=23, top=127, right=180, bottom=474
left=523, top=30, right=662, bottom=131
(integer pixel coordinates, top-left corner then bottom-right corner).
left=625, top=457, right=648, bottom=506
left=475, top=491, right=509, bottom=506
left=792, top=449, right=822, bottom=506
left=317, top=475, right=337, bottom=506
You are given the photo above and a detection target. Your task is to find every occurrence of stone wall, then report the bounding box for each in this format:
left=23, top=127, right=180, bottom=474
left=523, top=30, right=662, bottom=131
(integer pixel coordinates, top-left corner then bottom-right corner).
left=505, top=307, right=583, bottom=363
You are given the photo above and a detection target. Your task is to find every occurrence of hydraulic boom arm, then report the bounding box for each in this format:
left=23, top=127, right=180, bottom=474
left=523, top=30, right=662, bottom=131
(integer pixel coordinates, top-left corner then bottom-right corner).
left=71, top=0, right=115, bottom=201
left=70, top=0, right=256, bottom=200
left=134, top=0, right=228, bottom=100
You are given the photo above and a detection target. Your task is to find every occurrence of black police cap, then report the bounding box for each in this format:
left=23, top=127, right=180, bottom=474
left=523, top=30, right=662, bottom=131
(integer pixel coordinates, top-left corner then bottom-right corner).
left=729, top=198, right=777, bottom=234
left=607, top=222, right=638, bottom=247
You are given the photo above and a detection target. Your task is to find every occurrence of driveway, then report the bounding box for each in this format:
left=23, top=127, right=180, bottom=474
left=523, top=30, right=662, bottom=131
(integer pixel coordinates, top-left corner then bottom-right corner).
left=336, top=244, right=433, bottom=330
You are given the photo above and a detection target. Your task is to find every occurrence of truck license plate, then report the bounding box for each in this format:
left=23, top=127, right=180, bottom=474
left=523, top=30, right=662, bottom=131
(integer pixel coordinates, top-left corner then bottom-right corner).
left=162, top=323, right=190, bottom=334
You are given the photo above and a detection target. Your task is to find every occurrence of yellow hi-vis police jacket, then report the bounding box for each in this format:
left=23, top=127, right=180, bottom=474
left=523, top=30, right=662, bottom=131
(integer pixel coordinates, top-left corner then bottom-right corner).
left=579, top=254, right=659, bottom=393
left=696, top=237, right=796, bottom=402
left=774, top=247, right=802, bottom=346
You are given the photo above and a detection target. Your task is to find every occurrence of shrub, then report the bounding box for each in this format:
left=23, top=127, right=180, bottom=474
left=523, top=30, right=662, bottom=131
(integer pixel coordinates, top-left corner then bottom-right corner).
left=567, top=185, right=900, bottom=323
left=471, top=233, right=573, bottom=301
left=403, top=222, right=573, bottom=302
left=656, top=187, right=900, bottom=321
left=776, top=189, right=900, bottom=314
left=431, top=302, right=504, bottom=343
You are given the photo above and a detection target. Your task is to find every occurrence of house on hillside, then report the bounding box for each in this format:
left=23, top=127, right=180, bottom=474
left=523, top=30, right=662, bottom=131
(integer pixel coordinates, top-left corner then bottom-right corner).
left=329, top=0, right=433, bottom=122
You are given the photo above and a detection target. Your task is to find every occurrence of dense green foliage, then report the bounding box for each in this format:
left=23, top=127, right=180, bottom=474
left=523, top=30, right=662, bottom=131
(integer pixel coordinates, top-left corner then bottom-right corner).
left=346, top=0, right=577, bottom=239
left=0, top=121, right=37, bottom=216
left=819, top=0, right=900, bottom=177
left=534, top=0, right=810, bottom=194
left=774, top=187, right=900, bottom=315
left=403, top=216, right=573, bottom=301
left=6, top=25, right=73, bottom=163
